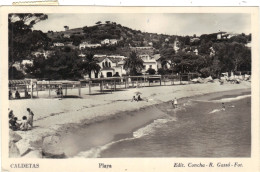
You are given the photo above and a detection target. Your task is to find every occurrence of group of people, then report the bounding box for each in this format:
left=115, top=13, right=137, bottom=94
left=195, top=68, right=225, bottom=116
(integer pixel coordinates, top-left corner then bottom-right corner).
left=9, top=90, right=30, bottom=99
left=9, top=108, right=34, bottom=131
left=131, top=94, right=143, bottom=102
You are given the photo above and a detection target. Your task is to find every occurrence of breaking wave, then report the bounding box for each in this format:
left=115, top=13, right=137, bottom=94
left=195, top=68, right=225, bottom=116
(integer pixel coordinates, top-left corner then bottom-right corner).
left=212, top=94, right=251, bottom=103
left=74, top=117, right=177, bottom=158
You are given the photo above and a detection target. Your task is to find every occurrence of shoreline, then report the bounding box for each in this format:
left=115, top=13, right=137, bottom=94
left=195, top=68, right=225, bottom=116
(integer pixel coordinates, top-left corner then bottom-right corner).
left=9, top=82, right=251, bottom=158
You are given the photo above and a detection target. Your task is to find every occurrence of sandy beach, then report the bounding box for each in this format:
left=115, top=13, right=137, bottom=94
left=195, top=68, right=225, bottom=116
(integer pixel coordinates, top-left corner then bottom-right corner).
left=9, top=81, right=251, bottom=158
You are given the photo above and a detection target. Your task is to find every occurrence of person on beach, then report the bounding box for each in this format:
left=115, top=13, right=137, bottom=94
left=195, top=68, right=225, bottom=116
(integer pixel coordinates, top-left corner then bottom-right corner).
left=15, top=90, right=20, bottom=99
left=27, top=108, right=34, bottom=128
left=9, top=90, right=12, bottom=99
left=9, top=110, right=15, bottom=129
left=10, top=117, right=20, bottom=131
left=222, top=103, right=226, bottom=111
left=25, top=89, right=30, bottom=98
left=137, top=95, right=143, bottom=102
left=174, top=98, right=178, bottom=109
left=20, top=116, right=29, bottom=131
left=131, top=96, right=137, bottom=102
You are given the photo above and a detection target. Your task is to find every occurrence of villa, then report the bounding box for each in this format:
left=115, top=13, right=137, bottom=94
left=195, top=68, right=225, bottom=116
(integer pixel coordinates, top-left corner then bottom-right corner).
left=53, top=42, right=64, bottom=47
left=139, top=54, right=158, bottom=73
left=87, top=56, right=126, bottom=78
left=79, top=42, right=101, bottom=49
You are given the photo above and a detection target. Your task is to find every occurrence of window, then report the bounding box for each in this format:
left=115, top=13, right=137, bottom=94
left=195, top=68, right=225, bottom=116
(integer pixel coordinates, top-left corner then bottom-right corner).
left=149, top=65, right=152, bottom=69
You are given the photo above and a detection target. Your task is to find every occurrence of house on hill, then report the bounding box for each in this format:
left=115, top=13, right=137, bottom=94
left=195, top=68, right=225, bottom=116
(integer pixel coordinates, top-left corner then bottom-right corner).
left=79, top=42, right=101, bottom=49
left=63, top=34, right=70, bottom=38
left=53, top=42, right=64, bottom=47
left=101, top=39, right=118, bottom=45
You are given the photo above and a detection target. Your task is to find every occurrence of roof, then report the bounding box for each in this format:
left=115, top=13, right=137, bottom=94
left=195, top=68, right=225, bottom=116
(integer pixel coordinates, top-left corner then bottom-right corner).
left=153, top=54, right=161, bottom=61
left=9, top=79, right=37, bottom=85
left=95, top=57, right=122, bottom=63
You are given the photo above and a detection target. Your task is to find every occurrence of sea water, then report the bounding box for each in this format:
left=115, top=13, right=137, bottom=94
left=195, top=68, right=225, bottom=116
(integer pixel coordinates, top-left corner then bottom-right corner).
left=74, top=90, right=251, bottom=158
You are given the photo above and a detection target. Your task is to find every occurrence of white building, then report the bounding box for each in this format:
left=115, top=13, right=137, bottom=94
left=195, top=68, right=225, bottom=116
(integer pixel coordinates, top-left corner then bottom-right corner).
left=139, top=54, right=158, bottom=73
left=88, top=56, right=126, bottom=78
left=101, top=39, right=118, bottom=45
left=173, top=38, right=180, bottom=52
left=53, top=42, right=64, bottom=47
left=79, top=42, right=101, bottom=49
left=21, top=60, right=33, bottom=66
left=101, top=39, right=110, bottom=45
left=193, top=49, right=198, bottom=55
left=63, top=34, right=70, bottom=38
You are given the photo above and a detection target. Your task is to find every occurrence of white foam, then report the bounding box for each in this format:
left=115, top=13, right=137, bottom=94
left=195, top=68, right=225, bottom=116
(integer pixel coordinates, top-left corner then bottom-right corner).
left=212, top=94, right=251, bottom=103
left=133, top=117, right=176, bottom=138
left=209, top=108, right=224, bottom=114
left=74, top=137, right=134, bottom=158
left=74, top=117, right=177, bottom=158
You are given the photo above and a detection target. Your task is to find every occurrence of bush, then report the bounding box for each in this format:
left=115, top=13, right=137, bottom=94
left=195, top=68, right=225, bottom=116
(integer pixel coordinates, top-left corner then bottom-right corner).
left=200, top=67, right=211, bottom=78
left=146, top=68, right=156, bottom=75
left=157, top=68, right=167, bottom=75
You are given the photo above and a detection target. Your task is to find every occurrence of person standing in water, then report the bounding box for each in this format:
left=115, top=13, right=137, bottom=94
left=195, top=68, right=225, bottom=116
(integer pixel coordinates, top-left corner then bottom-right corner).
left=222, top=103, right=226, bottom=111
left=174, top=97, right=178, bottom=109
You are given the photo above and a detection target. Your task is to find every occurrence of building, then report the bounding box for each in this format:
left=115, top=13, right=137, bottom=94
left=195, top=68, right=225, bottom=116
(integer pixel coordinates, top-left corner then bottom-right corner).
left=79, top=42, right=101, bottom=49
left=193, top=49, right=198, bottom=55
left=173, top=38, right=180, bottom=52
left=139, top=54, right=158, bottom=73
left=78, top=53, right=86, bottom=57
left=87, top=56, right=126, bottom=78
left=101, top=39, right=118, bottom=45
left=101, top=39, right=110, bottom=45
left=53, top=43, right=64, bottom=47
left=32, top=50, right=53, bottom=59
left=63, top=34, right=70, bottom=38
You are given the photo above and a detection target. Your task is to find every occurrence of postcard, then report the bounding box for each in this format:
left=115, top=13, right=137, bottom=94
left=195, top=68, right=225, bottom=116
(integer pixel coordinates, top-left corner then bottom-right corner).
left=1, top=6, right=259, bottom=172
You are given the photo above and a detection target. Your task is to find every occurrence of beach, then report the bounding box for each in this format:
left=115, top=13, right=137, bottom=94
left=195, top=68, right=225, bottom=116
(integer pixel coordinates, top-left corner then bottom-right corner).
left=9, top=81, right=251, bottom=158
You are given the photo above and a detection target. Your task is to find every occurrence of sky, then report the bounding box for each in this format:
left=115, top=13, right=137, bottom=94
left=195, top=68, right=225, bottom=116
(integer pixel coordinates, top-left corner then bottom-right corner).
left=33, top=13, right=251, bottom=36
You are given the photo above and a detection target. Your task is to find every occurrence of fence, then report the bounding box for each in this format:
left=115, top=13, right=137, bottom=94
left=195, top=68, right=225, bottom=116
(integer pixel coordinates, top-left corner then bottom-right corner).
left=8, top=73, right=202, bottom=98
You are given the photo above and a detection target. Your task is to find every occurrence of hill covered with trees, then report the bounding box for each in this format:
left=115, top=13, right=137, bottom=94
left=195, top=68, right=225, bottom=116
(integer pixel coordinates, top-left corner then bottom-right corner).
left=8, top=13, right=251, bottom=80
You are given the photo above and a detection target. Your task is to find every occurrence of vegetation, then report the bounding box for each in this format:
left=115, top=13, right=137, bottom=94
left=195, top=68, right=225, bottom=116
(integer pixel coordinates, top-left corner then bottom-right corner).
left=8, top=14, right=252, bottom=80
left=123, top=51, right=144, bottom=76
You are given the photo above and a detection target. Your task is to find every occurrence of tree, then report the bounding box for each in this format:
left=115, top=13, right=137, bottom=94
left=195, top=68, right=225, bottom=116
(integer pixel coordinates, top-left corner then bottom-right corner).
left=81, top=53, right=101, bottom=78
left=64, top=25, right=69, bottom=30
left=25, top=50, right=84, bottom=80
left=123, top=51, right=144, bottom=76
left=9, top=66, right=25, bottom=79
left=159, top=45, right=176, bottom=73
left=95, top=21, right=102, bottom=25
left=8, top=13, right=49, bottom=78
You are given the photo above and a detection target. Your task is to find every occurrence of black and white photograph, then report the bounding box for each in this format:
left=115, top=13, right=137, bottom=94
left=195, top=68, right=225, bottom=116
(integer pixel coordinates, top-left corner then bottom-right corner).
left=7, top=12, right=253, bottom=157
left=1, top=6, right=259, bottom=172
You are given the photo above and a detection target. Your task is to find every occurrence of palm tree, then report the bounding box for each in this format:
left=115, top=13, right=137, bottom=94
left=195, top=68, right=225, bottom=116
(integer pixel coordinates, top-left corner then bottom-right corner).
left=81, top=53, right=101, bottom=78
left=123, top=51, right=144, bottom=76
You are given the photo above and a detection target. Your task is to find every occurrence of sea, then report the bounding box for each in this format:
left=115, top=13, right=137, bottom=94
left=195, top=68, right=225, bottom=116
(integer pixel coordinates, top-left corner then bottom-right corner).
left=64, top=89, right=251, bottom=158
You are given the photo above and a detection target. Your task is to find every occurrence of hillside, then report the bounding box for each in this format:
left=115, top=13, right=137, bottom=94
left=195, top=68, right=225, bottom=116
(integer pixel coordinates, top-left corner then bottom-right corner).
left=46, top=22, right=174, bottom=48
